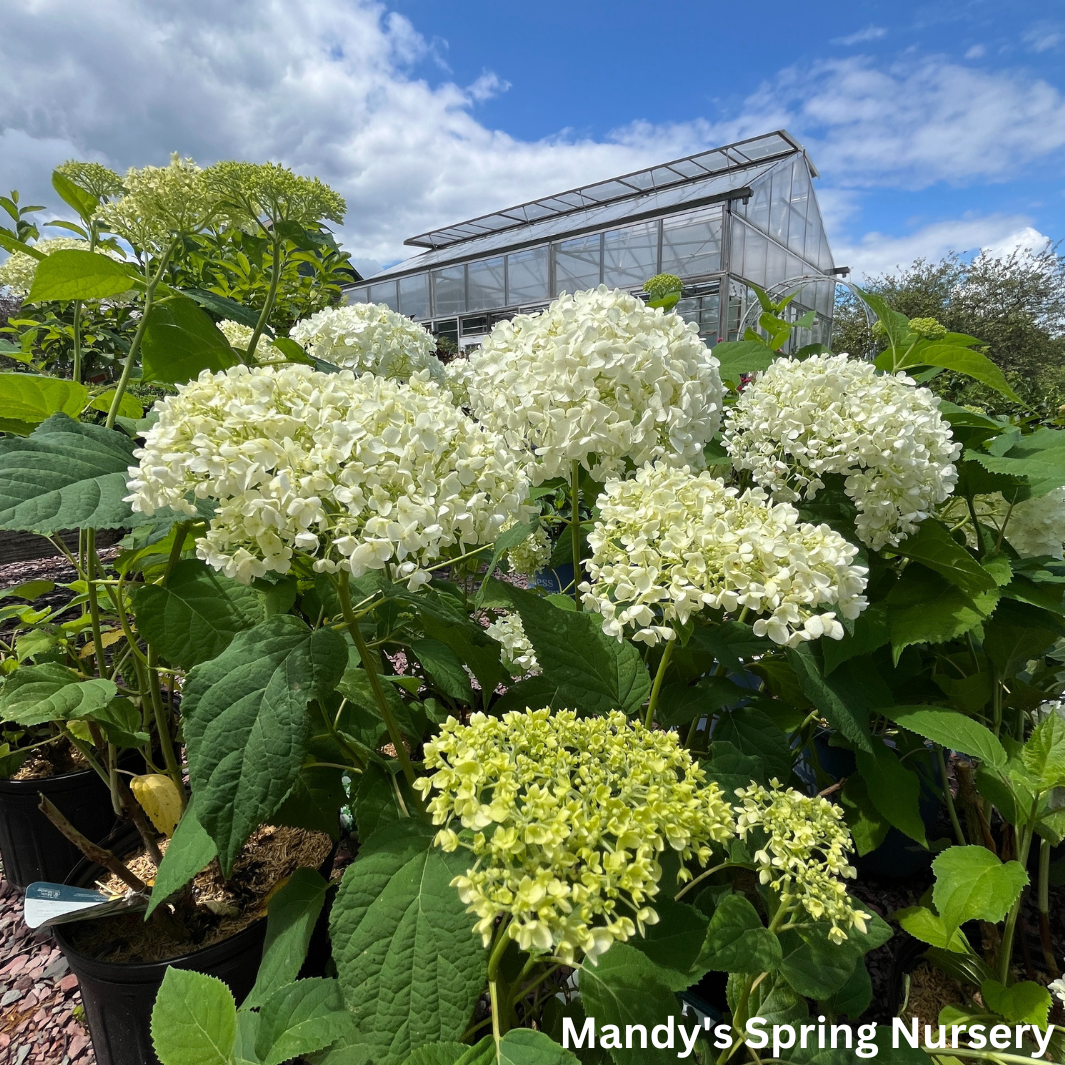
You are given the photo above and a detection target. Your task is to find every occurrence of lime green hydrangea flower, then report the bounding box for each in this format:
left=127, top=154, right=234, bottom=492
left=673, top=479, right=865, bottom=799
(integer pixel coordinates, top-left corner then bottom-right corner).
left=644, top=273, right=684, bottom=300
left=734, top=781, right=870, bottom=944
left=908, top=317, right=947, bottom=340
left=416, top=708, right=735, bottom=963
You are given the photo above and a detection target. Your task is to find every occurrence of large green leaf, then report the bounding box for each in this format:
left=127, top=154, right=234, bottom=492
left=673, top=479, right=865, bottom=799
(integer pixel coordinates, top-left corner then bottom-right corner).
left=696, top=893, right=782, bottom=973
left=627, top=896, right=709, bottom=991
left=498, top=585, right=651, bottom=716
left=0, top=373, right=87, bottom=432
left=130, top=558, right=265, bottom=669
left=702, top=740, right=767, bottom=792
left=655, top=677, right=747, bottom=727
left=410, top=638, right=473, bottom=705
left=181, top=288, right=265, bottom=330
left=711, top=340, right=775, bottom=384
left=712, top=706, right=795, bottom=779
left=894, top=906, right=972, bottom=953
left=931, top=845, right=1028, bottom=938
left=854, top=742, right=927, bottom=847
left=886, top=564, right=997, bottom=658
left=1022, top=712, right=1065, bottom=790
left=182, top=616, right=348, bottom=872
left=788, top=643, right=874, bottom=752
left=51, top=170, right=100, bottom=221
left=150, top=967, right=236, bottom=1065
left=330, top=821, right=486, bottom=1065
left=983, top=598, right=1065, bottom=679
left=576, top=943, right=678, bottom=1065
left=0, top=663, right=116, bottom=726
left=891, top=520, right=998, bottom=598
left=254, top=978, right=353, bottom=1065
left=243, top=868, right=330, bottom=1009
left=27, top=248, right=138, bottom=303
left=141, top=294, right=240, bottom=385
left=980, top=978, right=1052, bottom=1027
left=887, top=705, right=1007, bottom=770
left=0, top=413, right=141, bottom=533
left=967, top=430, right=1065, bottom=498
left=146, top=801, right=217, bottom=917
left=886, top=343, right=1020, bottom=402
left=778, top=927, right=858, bottom=999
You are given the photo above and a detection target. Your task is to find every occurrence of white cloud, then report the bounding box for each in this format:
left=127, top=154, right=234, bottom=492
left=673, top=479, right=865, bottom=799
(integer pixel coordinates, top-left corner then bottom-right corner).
left=833, top=215, right=1051, bottom=279
left=832, top=25, right=888, bottom=46
left=965, top=44, right=986, bottom=59
left=0, top=0, right=1062, bottom=271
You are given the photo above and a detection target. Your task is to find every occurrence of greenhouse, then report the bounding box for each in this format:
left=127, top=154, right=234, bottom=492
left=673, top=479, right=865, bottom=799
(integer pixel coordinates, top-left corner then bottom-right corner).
left=345, top=129, right=845, bottom=349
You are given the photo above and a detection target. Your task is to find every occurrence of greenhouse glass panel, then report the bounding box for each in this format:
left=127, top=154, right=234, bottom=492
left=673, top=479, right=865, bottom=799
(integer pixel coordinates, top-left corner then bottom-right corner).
left=554, top=234, right=601, bottom=294
left=432, top=266, right=465, bottom=316
left=467, top=256, right=506, bottom=311
left=603, top=221, right=659, bottom=288
left=768, top=162, right=792, bottom=246
left=346, top=286, right=370, bottom=304
left=745, top=173, right=771, bottom=234
left=676, top=291, right=721, bottom=340
left=507, top=246, right=549, bottom=304
left=787, top=160, right=811, bottom=259
left=766, top=239, right=788, bottom=289
left=661, top=207, right=723, bottom=278
left=735, top=221, right=768, bottom=288
left=369, top=280, right=398, bottom=310
left=398, top=273, right=429, bottom=319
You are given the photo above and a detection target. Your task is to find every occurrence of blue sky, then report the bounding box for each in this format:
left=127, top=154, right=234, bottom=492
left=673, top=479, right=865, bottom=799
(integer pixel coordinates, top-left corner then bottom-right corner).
left=0, top=0, right=1063, bottom=279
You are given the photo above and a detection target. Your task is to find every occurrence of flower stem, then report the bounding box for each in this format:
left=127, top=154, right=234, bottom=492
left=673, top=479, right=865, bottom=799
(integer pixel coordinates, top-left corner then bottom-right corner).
left=106, top=240, right=176, bottom=429
left=570, top=460, right=581, bottom=606
left=336, top=570, right=417, bottom=788
left=936, top=745, right=966, bottom=846
left=644, top=638, right=675, bottom=729
left=487, top=919, right=513, bottom=1044
left=247, top=235, right=283, bottom=358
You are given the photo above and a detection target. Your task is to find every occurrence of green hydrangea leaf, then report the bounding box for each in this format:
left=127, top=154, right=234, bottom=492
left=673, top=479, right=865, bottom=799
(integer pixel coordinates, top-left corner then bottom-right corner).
left=141, top=294, right=240, bottom=385
left=0, top=373, right=87, bottom=428
left=891, top=519, right=998, bottom=598
left=627, top=896, right=710, bottom=991
left=0, top=663, right=116, bottom=726
left=243, top=868, right=330, bottom=1009
left=932, top=846, right=1028, bottom=938
left=1022, top=711, right=1065, bottom=789
left=130, top=558, right=265, bottom=669
left=855, top=743, right=928, bottom=848
left=696, top=893, right=782, bottom=973
left=895, top=906, right=972, bottom=953
left=253, top=978, right=354, bottom=1065
left=887, top=706, right=1007, bottom=770
left=980, top=978, right=1052, bottom=1027
left=498, top=584, right=651, bottom=717
left=150, top=968, right=236, bottom=1065
left=146, top=800, right=217, bottom=917
left=330, top=821, right=486, bottom=1065
left=0, top=413, right=142, bottom=533
left=576, top=942, right=679, bottom=1065
left=182, top=616, right=348, bottom=873
left=27, top=248, right=139, bottom=302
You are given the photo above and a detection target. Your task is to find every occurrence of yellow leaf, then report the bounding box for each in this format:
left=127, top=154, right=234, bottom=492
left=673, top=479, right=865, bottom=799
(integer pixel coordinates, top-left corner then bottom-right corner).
left=79, top=629, right=124, bottom=659
left=130, top=774, right=184, bottom=837
left=66, top=720, right=93, bottom=743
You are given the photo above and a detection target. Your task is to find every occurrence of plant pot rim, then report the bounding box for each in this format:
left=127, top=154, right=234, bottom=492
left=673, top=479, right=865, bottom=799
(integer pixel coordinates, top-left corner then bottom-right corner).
left=0, top=763, right=104, bottom=792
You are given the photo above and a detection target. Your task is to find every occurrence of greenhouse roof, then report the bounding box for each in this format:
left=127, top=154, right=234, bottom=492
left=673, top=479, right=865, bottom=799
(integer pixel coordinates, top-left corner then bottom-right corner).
left=369, top=131, right=812, bottom=280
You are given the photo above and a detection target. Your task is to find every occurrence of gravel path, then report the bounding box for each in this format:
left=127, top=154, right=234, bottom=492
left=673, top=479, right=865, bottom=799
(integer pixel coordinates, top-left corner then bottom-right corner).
left=0, top=877, right=94, bottom=1065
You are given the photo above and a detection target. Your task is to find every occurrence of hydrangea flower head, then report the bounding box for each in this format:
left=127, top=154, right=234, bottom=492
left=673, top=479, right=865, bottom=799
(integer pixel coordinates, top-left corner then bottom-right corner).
left=580, top=463, right=868, bottom=647
left=217, top=319, right=287, bottom=364
left=505, top=524, right=551, bottom=578
left=1050, top=977, right=1065, bottom=1008
left=485, top=612, right=539, bottom=675
left=416, top=708, right=736, bottom=962
left=908, top=317, right=947, bottom=341
left=466, top=286, right=724, bottom=483
left=1003, top=487, right=1065, bottom=559
left=289, top=303, right=443, bottom=383
left=724, top=353, right=960, bottom=549
left=644, top=273, right=684, bottom=302
left=734, top=781, right=870, bottom=944
left=126, top=364, right=529, bottom=587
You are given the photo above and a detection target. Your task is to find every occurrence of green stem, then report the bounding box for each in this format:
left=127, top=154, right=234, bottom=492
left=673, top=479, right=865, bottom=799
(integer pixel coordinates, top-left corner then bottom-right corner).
left=106, top=240, right=176, bottom=429
left=997, top=808, right=1037, bottom=983
left=246, top=235, right=283, bottom=358
left=71, top=300, right=83, bottom=384
left=147, top=645, right=186, bottom=806
left=644, top=639, right=675, bottom=729
left=1037, top=835, right=1058, bottom=976
left=570, top=460, right=581, bottom=606
left=84, top=529, right=109, bottom=680
left=936, top=745, right=966, bottom=846
left=487, top=919, right=513, bottom=1044
left=335, top=571, right=417, bottom=788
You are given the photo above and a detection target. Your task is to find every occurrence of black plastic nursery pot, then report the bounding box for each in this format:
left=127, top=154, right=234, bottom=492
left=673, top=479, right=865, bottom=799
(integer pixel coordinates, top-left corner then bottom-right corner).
left=53, top=836, right=268, bottom=1065
left=0, top=765, right=123, bottom=890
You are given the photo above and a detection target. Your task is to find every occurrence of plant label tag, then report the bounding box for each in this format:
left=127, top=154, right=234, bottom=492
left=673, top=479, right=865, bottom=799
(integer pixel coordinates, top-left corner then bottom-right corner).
left=23, top=882, right=147, bottom=929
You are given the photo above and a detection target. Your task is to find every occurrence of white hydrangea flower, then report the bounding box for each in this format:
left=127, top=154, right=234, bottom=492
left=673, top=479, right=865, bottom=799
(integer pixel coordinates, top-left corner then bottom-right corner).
left=216, top=319, right=287, bottom=364
left=0, top=238, right=125, bottom=298
left=1050, top=977, right=1065, bottom=1007
left=580, top=463, right=868, bottom=648
left=289, top=302, right=443, bottom=383
left=505, top=524, right=551, bottom=577
left=443, top=357, right=474, bottom=408
left=485, top=612, right=539, bottom=675
left=126, top=364, right=530, bottom=587
left=724, top=353, right=961, bottom=550
left=466, top=285, right=725, bottom=483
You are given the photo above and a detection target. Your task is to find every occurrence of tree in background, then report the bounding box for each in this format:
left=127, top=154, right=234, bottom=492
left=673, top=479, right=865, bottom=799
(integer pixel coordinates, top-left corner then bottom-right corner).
left=833, top=244, right=1065, bottom=413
